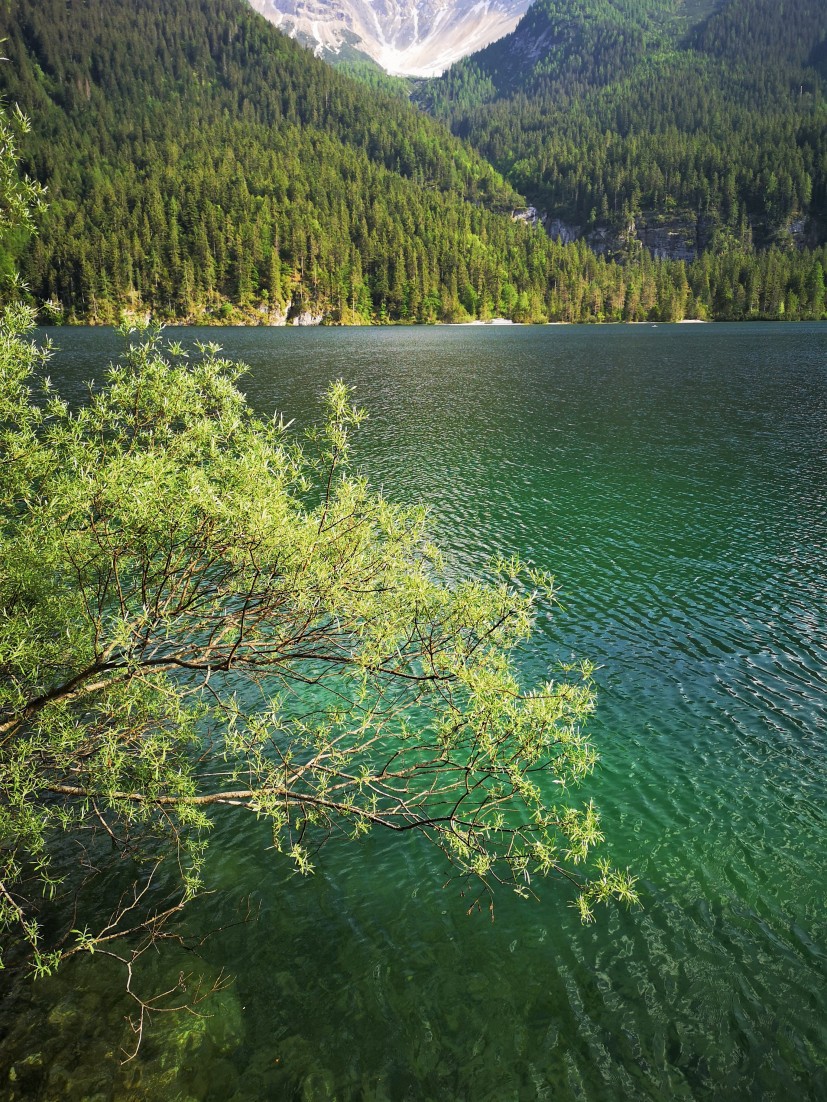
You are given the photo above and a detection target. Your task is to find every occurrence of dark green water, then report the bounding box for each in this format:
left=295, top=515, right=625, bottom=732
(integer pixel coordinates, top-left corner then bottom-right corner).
left=2, top=323, right=825, bottom=1101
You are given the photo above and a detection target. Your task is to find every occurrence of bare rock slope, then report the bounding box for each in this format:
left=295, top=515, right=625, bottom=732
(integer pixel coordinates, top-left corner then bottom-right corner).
left=247, top=0, right=531, bottom=76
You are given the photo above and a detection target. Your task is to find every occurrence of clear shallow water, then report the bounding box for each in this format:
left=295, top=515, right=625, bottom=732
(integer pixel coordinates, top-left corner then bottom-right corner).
left=2, top=323, right=826, bottom=1100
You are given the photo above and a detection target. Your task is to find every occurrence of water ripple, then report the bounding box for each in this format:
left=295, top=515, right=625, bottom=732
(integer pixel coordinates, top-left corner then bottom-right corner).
left=5, top=322, right=824, bottom=1100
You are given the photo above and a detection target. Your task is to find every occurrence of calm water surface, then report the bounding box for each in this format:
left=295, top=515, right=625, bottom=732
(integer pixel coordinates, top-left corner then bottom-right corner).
left=2, top=323, right=825, bottom=1100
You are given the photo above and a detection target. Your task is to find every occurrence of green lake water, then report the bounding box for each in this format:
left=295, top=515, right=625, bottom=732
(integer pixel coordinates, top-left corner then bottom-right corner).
left=1, top=323, right=825, bottom=1100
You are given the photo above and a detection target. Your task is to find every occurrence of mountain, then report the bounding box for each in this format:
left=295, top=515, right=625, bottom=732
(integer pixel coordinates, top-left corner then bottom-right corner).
left=0, top=0, right=684, bottom=326
left=417, top=0, right=827, bottom=257
left=0, top=0, right=543, bottom=323
left=419, top=0, right=676, bottom=100
left=1, top=0, right=823, bottom=323
left=246, top=0, right=532, bottom=76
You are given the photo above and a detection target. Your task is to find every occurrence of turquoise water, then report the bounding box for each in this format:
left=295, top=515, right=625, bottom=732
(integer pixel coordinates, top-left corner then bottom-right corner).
left=2, top=323, right=825, bottom=1100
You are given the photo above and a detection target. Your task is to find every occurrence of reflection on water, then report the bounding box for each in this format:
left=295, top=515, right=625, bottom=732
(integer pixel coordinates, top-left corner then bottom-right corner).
left=3, top=323, right=826, bottom=1100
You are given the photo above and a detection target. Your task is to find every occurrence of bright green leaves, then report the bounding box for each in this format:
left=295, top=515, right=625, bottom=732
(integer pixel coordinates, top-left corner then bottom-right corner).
left=0, top=105, right=44, bottom=297
left=0, top=320, right=637, bottom=977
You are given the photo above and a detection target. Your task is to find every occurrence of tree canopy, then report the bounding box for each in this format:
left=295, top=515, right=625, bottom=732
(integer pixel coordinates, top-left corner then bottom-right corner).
left=0, top=313, right=637, bottom=992
left=417, top=0, right=827, bottom=294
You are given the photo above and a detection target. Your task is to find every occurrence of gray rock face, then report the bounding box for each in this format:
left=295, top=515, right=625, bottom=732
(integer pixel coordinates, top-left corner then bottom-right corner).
left=531, top=209, right=708, bottom=261
left=246, top=0, right=532, bottom=76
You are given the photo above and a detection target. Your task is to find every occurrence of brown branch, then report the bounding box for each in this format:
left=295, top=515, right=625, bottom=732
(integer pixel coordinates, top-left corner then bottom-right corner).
left=44, top=782, right=463, bottom=834
left=0, top=667, right=120, bottom=737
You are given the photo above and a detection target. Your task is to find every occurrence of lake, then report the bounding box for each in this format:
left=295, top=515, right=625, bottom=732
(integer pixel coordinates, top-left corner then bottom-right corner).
left=2, top=323, right=825, bottom=1100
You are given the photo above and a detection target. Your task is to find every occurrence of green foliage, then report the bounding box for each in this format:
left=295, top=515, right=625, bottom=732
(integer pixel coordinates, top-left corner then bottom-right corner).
left=334, top=58, right=412, bottom=99
left=0, top=104, right=43, bottom=292
left=417, top=0, right=677, bottom=109
left=690, top=0, right=827, bottom=70
left=0, top=315, right=638, bottom=972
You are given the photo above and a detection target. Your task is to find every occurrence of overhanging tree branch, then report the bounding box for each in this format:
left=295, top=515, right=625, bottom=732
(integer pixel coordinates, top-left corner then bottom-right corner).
left=1, top=315, right=637, bottom=996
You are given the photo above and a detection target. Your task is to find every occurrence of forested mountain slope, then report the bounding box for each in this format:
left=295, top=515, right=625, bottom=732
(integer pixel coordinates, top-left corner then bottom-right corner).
left=419, top=0, right=679, bottom=105
left=0, top=0, right=540, bottom=322
left=0, top=0, right=824, bottom=322
left=417, top=0, right=827, bottom=257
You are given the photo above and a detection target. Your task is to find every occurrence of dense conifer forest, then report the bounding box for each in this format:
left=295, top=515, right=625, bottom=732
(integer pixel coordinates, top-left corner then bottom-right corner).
left=418, top=0, right=827, bottom=255
left=0, top=0, right=825, bottom=323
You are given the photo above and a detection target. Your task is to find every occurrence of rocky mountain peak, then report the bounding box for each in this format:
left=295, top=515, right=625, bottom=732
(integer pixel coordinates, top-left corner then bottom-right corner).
left=247, top=0, right=532, bottom=76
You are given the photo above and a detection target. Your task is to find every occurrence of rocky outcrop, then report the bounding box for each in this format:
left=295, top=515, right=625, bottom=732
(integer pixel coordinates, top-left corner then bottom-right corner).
left=532, top=208, right=707, bottom=262
left=291, top=309, right=326, bottom=326
left=545, top=217, right=580, bottom=245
